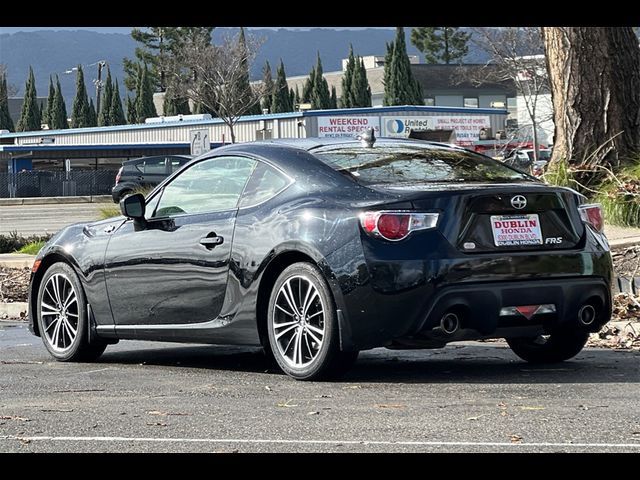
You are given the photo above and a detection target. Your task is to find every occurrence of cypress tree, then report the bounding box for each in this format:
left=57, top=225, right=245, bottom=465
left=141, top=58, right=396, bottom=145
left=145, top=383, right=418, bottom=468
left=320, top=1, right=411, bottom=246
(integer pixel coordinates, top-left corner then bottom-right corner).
left=49, top=76, right=69, bottom=129
left=135, top=64, right=157, bottom=123
left=126, top=95, right=136, bottom=124
left=16, top=67, right=41, bottom=132
left=71, top=65, right=91, bottom=128
left=238, top=28, right=261, bottom=115
left=330, top=86, right=338, bottom=109
left=271, top=60, right=292, bottom=113
left=163, top=91, right=190, bottom=116
left=385, top=27, right=424, bottom=106
left=289, top=88, right=295, bottom=111
left=0, top=73, right=16, bottom=132
left=310, top=53, right=331, bottom=110
left=341, top=45, right=356, bottom=108
left=293, top=85, right=300, bottom=108
left=109, top=79, right=126, bottom=126
left=88, top=98, right=98, bottom=127
left=98, top=68, right=113, bottom=126
left=261, top=61, right=275, bottom=113
left=352, top=58, right=372, bottom=107
left=42, top=76, right=55, bottom=127
left=302, top=64, right=315, bottom=103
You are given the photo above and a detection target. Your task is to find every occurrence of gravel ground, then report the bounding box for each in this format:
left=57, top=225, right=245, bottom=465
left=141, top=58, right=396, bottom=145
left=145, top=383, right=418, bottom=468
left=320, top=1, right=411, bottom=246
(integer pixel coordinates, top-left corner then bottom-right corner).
left=0, top=266, right=30, bottom=303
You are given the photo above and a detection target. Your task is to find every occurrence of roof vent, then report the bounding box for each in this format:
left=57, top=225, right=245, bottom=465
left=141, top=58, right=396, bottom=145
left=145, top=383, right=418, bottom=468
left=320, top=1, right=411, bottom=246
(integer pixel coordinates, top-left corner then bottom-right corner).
left=357, top=127, right=376, bottom=148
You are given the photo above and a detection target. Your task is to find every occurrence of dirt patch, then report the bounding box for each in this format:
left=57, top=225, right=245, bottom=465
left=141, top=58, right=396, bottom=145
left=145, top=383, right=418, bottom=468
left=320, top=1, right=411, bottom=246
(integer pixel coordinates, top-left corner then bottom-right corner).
left=0, top=266, right=30, bottom=303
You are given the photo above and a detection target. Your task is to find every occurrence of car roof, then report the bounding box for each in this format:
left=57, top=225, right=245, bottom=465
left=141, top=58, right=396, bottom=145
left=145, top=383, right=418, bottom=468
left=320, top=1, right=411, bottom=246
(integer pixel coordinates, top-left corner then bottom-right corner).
left=123, top=154, right=192, bottom=165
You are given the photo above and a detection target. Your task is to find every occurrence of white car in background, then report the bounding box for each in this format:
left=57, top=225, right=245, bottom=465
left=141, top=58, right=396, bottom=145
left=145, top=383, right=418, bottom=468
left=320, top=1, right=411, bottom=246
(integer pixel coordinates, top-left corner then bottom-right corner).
left=504, top=148, right=552, bottom=176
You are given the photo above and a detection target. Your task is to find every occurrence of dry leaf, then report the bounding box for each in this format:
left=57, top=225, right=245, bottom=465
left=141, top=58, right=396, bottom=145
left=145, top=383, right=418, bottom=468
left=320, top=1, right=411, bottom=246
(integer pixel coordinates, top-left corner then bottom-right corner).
left=277, top=400, right=298, bottom=408
left=376, top=403, right=405, bottom=409
left=510, top=434, right=523, bottom=443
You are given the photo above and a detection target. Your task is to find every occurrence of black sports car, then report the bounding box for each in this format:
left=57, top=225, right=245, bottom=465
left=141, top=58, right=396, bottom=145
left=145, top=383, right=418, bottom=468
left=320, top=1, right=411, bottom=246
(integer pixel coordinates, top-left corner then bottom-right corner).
left=28, top=136, right=613, bottom=380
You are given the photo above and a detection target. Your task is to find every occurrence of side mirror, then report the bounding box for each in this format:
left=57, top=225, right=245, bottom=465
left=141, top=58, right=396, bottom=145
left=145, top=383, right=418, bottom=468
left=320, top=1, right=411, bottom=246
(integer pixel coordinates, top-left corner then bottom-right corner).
left=119, top=193, right=147, bottom=230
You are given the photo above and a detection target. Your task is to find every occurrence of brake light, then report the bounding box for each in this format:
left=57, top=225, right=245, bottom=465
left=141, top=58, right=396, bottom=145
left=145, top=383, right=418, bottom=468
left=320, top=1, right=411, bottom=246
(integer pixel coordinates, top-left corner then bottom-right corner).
left=115, top=167, right=123, bottom=185
left=359, top=211, right=439, bottom=241
left=578, top=203, right=604, bottom=233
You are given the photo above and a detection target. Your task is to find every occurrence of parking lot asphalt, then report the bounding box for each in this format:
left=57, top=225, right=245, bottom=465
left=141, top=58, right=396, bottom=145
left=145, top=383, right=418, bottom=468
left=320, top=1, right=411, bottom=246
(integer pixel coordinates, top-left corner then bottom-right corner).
left=1, top=321, right=639, bottom=453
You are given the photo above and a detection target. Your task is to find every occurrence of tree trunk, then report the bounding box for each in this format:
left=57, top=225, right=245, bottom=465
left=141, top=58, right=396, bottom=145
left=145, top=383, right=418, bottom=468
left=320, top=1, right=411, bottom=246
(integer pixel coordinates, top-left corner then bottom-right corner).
left=542, top=27, right=640, bottom=170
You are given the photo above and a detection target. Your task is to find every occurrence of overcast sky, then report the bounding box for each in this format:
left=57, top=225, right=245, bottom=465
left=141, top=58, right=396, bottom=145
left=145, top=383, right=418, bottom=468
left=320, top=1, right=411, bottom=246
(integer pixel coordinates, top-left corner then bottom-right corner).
left=0, top=27, right=391, bottom=34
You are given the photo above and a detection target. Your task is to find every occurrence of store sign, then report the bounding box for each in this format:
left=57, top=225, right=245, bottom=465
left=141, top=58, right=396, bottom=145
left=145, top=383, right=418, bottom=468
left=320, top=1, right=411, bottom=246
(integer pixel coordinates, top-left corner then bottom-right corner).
left=382, top=115, right=491, bottom=146
left=317, top=116, right=380, bottom=138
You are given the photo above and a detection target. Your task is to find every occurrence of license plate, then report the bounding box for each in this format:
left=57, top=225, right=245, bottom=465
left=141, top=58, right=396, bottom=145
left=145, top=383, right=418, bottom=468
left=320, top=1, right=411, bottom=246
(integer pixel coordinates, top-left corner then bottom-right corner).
left=490, top=214, right=542, bottom=246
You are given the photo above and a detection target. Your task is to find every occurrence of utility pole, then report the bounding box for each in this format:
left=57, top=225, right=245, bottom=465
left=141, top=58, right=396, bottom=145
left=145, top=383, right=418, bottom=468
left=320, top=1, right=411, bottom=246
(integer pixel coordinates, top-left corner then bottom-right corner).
left=95, top=61, right=107, bottom=115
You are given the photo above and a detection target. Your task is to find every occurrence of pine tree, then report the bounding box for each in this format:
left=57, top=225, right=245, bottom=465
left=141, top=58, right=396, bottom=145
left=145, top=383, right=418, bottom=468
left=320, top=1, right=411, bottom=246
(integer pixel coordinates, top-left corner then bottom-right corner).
left=109, top=79, right=126, bottom=126
left=261, top=61, right=275, bottom=113
left=352, top=58, right=372, bottom=107
left=0, top=72, right=15, bottom=131
left=384, top=28, right=424, bottom=106
left=310, top=53, right=331, bottom=110
left=330, top=86, right=338, bottom=109
left=98, top=68, right=113, bottom=126
left=88, top=98, right=97, bottom=127
left=411, top=27, right=470, bottom=64
left=42, top=76, right=55, bottom=127
left=70, top=65, right=91, bottom=128
left=124, top=27, right=214, bottom=92
left=271, top=60, right=292, bottom=113
left=126, top=95, right=136, bottom=124
left=16, top=67, right=41, bottom=132
left=135, top=64, right=158, bottom=123
left=49, top=76, right=69, bottom=129
left=341, top=45, right=356, bottom=108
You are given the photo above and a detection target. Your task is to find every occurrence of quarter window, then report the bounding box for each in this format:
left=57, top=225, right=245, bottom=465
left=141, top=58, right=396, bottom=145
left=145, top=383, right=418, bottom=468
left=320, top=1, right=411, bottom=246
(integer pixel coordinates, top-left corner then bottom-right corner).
left=143, top=157, right=166, bottom=174
left=239, top=162, right=289, bottom=208
left=152, top=156, right=256, bottom=217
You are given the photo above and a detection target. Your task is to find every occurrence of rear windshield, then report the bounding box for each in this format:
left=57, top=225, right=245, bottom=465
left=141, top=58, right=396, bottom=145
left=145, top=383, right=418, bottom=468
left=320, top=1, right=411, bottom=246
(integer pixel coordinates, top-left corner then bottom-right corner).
left=315, top=145, right=529, bottom=185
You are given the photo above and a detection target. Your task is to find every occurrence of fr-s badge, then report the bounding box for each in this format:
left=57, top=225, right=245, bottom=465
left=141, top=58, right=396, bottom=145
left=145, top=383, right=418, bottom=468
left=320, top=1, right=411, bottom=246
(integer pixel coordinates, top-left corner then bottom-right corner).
left=545, top=237, right=563, bottom=244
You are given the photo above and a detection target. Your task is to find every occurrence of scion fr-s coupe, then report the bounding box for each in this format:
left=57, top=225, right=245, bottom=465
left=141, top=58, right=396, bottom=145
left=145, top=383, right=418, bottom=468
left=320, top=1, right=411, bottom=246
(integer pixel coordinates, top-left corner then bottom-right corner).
left=28, top=136, right=613, bottom=380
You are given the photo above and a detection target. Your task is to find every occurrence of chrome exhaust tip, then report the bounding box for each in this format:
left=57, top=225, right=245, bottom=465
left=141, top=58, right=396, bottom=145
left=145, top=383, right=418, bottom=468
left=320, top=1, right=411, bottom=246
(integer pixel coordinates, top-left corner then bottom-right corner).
left=440, top=312, right=460, bottom=335
left=578, top=304, right=596, bottom=326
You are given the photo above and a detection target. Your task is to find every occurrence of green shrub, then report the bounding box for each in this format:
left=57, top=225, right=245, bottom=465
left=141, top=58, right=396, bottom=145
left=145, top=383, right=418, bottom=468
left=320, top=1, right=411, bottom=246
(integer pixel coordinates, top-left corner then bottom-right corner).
left=0, top=232, right=51, bottom=254
left=17, top=241, right=46, bottom=255
left=595, top=162, right=640, bottom=227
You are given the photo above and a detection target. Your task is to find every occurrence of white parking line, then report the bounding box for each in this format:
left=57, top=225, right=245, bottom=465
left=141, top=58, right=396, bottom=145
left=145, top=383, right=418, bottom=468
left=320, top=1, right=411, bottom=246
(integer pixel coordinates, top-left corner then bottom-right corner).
left=1, top=435, right=640, bottom=449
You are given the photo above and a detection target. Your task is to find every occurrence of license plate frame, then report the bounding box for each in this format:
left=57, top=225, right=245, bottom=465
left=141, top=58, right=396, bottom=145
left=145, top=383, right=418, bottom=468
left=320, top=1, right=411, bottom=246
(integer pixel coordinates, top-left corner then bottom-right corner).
left=490, top=214, right=543, bottom=247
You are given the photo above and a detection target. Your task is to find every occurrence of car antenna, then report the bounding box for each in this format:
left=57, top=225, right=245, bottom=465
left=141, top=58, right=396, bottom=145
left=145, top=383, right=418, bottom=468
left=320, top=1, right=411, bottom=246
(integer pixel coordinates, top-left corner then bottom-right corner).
left=357, top=127, right=376, bottom=148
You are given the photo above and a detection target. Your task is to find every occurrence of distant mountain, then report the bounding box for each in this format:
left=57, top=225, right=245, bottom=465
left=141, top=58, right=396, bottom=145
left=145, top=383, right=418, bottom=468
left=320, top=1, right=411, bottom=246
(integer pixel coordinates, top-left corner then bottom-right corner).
left=0, top=28, right=490, bottom=106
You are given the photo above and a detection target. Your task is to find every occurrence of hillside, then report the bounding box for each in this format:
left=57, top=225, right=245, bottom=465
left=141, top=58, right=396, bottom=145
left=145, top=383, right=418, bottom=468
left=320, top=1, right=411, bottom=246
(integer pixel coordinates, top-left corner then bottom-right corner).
left=0, top=28, right=490, bottom=105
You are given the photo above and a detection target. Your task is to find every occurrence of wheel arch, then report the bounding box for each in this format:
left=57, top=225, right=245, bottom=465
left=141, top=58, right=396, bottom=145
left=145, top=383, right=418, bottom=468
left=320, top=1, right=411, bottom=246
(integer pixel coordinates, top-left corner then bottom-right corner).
left=29, top=250, right=82, bottom=337
left=254, top=245, right=347, bottom=351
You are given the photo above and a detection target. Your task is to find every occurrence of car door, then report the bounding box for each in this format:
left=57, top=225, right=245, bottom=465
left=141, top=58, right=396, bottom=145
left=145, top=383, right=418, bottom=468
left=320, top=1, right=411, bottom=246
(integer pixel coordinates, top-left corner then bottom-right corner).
left=103, top=155, right=257, bottom=328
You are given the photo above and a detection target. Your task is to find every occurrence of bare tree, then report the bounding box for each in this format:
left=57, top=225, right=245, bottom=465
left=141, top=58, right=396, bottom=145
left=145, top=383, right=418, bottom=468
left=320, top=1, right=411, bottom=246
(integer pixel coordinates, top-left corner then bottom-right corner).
left=0, top=64, right=19, bottom=96
left=168, top=31, right=266, bottom=143
left=469, top=27, right=549, bottom=161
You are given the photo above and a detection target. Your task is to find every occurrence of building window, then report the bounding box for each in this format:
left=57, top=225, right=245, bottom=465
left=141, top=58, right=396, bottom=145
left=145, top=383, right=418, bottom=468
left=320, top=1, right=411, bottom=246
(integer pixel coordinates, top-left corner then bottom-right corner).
left=463, top=97, right=479, bottom=108
left=507, top=97, right=517, bottom=110
left=425, top=96, right=435, bottom=106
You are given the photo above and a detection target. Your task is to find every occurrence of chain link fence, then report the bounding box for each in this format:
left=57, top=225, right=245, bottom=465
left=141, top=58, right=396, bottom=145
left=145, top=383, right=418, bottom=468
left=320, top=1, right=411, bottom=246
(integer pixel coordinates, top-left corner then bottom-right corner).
left=0, top=170, right=118, bottom=198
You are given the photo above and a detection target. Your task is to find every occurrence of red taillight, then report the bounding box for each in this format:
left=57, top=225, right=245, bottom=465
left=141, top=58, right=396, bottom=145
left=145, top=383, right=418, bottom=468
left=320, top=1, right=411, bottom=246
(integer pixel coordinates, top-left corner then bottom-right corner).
left=115, top=167, right=123, bottom=185
left=578, top=203, right=604, bottom=233
left=360, top=211, right=439, bottom=241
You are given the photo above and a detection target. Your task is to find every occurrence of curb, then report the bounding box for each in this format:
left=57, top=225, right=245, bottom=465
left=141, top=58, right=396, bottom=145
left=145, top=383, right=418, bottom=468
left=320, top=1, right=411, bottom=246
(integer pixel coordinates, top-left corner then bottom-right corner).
left=0, top=302, right=28, bottom=320
left=0, top=254, right=35, bottom=269
left=609, top=237, right=640, bottom=249
left=0, top=195, right=111, bottom=206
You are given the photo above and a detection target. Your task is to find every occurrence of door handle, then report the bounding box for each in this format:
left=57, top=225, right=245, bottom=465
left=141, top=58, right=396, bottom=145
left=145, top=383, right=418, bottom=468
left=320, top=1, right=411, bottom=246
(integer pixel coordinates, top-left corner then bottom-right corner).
left=200, top=233, right=224, bottom=249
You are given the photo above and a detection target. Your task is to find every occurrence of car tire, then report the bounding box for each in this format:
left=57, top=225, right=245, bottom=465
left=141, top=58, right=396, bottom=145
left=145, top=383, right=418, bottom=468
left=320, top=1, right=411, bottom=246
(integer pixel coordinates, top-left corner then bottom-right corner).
left=267, top=262, right=358, bottom=380
left=506, top=329, right=589, bottom=364
left=36, top=262, right=107, bottom=362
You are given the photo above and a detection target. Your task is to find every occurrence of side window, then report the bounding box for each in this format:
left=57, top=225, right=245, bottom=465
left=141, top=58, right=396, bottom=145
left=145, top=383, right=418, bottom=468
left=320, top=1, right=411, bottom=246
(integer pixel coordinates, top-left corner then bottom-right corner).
left=239, top=162, right=290, bottom=208
left=168, top=157, right=185, bottom=173
left=143, top=157, right=166, bottom=175
left=152, top=156, right=256, bottom=218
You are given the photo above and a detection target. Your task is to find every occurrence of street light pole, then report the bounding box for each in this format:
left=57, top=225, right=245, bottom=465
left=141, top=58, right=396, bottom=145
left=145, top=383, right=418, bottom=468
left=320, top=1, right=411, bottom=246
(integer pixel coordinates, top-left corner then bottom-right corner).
left=95, top=61, right=107, bottom=115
